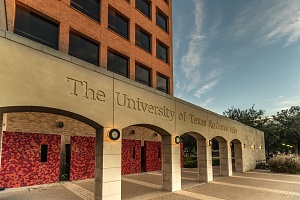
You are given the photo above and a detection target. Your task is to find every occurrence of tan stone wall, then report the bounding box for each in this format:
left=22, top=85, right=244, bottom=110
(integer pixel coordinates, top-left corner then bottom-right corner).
left=0, top=0, right=6, bottom=30
left=5, top=0, right=173, bottom=94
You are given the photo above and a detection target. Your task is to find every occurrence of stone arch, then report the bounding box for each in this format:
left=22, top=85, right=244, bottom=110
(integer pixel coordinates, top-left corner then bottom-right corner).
left=120, top=123, right=181, bottom=192
left=0, top=105, right=104, bottom=190
left=0, top=106, right=103, bottom=129
left=179, top=131, right=212, bottom=182
left=231, top=139, right=243, bottom=172
left=210, top=136, right=232, bottom=178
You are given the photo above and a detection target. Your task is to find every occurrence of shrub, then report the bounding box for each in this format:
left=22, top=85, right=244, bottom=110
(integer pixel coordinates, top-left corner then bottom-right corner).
left=212, top=157, right=220, bottom=166
left=268, top=154, right=300, bottom=174
left=184, top=157, right=197, bottom=168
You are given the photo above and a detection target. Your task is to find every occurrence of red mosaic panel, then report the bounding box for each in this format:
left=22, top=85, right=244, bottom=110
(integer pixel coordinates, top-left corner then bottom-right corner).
left=0, top=131, right=61, bottom=188
left=122, top=139, right=141, bottom=175
left=145, top=141, right=162, bottom=172
left=69, top=136, right=95, bottom=181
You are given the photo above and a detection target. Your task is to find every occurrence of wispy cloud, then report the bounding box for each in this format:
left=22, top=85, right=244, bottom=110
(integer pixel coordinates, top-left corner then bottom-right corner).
left=194, top=80, right=218, bottom=98
left=232, top=0, right=300, bottom=47
left=200, top=98, right=215, bottom=107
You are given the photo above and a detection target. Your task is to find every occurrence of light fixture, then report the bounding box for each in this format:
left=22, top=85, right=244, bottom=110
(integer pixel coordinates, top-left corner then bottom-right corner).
left=208, top=140, right=212, bottom=146
left=57, top=121, right=64, bottom=128
left=130, top=130, right=135, bottom=134
left=253, top=145, right=256, bottom=149
left=108, top=129, right=121, bottom=140
left=260, top=145, right=263, bottom=149
left=175, top=136, right=181, bottom=144
left=243, top=144, right=246, bottom=148
left=153, top=132, right=158, bottom=137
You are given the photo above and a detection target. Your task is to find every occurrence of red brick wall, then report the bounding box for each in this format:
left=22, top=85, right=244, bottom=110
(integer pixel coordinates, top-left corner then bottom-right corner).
left=145, top=141, right=162, bottom=172
left=0, top=131, right=61, bottom=188
left=5, top=0, right=174, bottom=94
left=69, top=136, right=95, bottom=181
left=122, top=139, right=141, bottom=175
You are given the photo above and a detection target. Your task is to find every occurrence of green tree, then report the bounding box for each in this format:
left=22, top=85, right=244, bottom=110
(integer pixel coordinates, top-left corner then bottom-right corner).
left=181, top=133, right=196, bottom=157
left=273, top=106, right=300, bottom=154
left=223, top=104, right=267, bottom=130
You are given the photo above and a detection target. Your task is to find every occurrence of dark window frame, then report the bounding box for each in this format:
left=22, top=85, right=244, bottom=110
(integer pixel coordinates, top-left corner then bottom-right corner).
left=156, top=9, right=168, bottom=32
left=41, top=144, right=48, bottom=162
left=69, top=31, right=99, bottom=66
left=156, top=74, right=169, bottom=94
left=135, top=64, right=151, bottom=86
left=70, top=0, right=100, bottom=22
left=135, top=0, right=151, bottom=19
left=14, top=5, right=59, bottom=49
left=156, top=41, right=169, bottom=63
left=135, top=27, right=151, bottom=53
left=108, top=8, right=129, bottom=39
left=107, top=50, right=129, bottom=77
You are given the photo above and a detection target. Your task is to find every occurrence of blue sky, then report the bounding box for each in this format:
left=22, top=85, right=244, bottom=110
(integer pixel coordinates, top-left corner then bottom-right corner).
left=172, top=0, right=300, bottom=116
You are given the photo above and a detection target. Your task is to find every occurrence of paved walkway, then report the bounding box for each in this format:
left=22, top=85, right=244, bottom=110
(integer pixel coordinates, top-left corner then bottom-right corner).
left=0, top=169, right=300, bottom=199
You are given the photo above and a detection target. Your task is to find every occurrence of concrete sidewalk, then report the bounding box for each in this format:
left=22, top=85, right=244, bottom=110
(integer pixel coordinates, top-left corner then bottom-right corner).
left=0, top=169, right=300, bottom=199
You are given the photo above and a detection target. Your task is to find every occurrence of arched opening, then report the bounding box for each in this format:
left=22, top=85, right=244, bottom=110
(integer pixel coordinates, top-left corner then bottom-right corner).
left=0, top=106, right=102, bottom=189
left=211, top=136, right=232, bottom=180
left=180, top=132, right=212, bottom=187
left=231, top=139, right=243, bottom=172
left=120, top=124, right=180, bottom=199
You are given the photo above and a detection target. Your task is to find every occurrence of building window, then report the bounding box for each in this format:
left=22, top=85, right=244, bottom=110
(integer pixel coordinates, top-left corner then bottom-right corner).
left=156, top=42, right=168, bottom=63
left=136, top=0, right=151, bottom=18
left=157, top=74, right=169, bottom=93
left=135, top=64, right=151, bottom=86
left=41, top=145, right=48, bottom=162
left=71, top=0, right=100, bottom=22
left=132, top=147, right=136, bottom=159
left=135, top=27, right=151, bottom=53
left=69, top=32, right=99, bottom=65
left=14, top=6, right=59, bottom=49
left=158, top=147, right=161, bottom=159
left=156, top=10, right=168, bottom=32
left=107, top=51, right=128, bottom=77
left=108, top=8, right=129, bottom=39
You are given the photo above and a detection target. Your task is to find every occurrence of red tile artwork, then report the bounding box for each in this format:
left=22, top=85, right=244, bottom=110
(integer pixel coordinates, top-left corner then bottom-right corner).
left=122, top=139, right=141, bottom=175
left=145, top=141, right=162, bottom=172
left=0, top=131, right=61, bottom=188
left=69, top=136, right=95, bottom=181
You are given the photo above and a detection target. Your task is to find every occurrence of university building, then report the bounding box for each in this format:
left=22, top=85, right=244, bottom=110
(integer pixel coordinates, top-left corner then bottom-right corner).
left=0, top=0, right=265, bottom=199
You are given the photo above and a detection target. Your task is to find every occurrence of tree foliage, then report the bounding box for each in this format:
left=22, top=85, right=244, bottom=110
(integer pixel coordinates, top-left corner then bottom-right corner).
left=223, top=105, right=300, bottom=155
left=223, top=104, right=267, bottom=130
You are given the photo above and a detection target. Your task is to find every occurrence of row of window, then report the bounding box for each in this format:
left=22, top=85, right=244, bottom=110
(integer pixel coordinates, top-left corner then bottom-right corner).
left=71, top=0, right=169, bottom=32
left=108, top=7, right=169, bottom=63
left=14, top=5, right=170, bottom=93
left=108, top=51, right=169, bottom=93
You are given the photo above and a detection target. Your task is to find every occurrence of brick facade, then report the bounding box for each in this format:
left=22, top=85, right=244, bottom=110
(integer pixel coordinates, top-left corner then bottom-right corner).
left=5, top=0, right=173, bottom=94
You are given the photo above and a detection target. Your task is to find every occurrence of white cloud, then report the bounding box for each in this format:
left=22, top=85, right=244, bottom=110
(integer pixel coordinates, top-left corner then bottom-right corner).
left=194, top=80, right=218, bottom=98
left=200, top=98, right=215, bottom=107
left=232, top=0, right=300, bottom=47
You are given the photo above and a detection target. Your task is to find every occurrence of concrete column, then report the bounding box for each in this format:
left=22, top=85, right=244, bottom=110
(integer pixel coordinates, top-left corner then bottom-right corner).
left=162, top=135, right=181, bottom=192
left=95, top=128, right=122, bottom=200
left=219, top=141, right=232, bottom=176
left=197, top=139, right=213, bottom=182
left=234, top=143, right=244, bottom=172
left=0, top=0, right=7, bottom=30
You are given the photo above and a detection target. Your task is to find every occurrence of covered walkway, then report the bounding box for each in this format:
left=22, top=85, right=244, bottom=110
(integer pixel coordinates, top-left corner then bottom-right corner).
left=1, top=169, right=300, bottom=200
